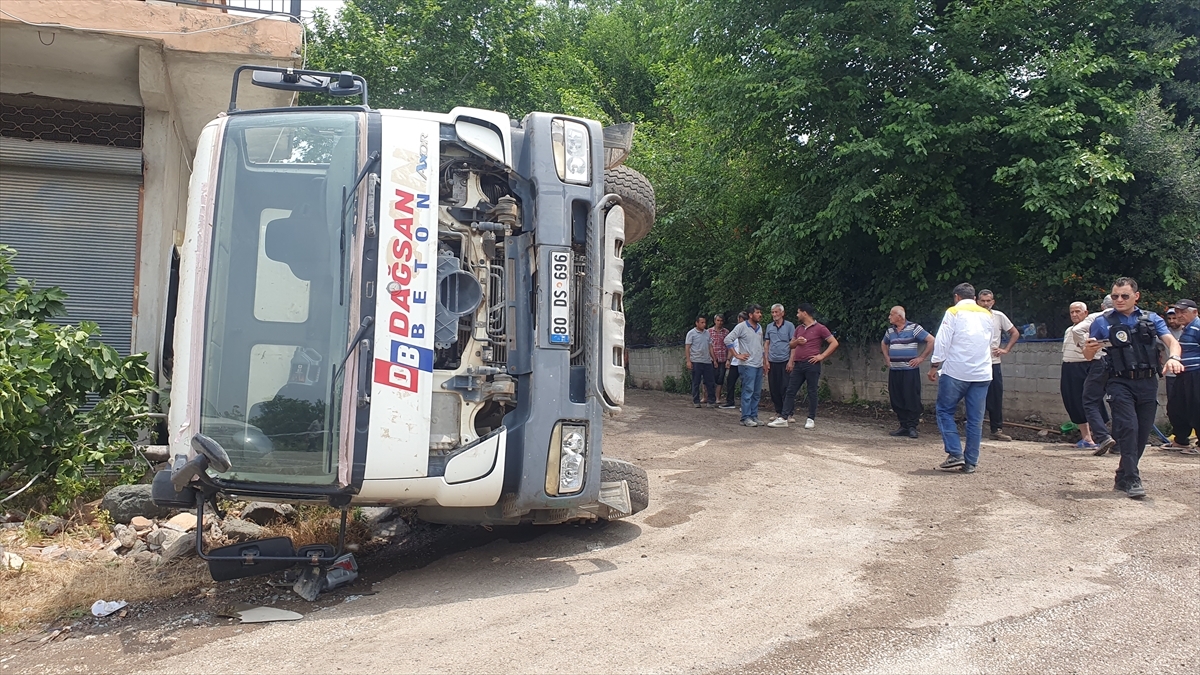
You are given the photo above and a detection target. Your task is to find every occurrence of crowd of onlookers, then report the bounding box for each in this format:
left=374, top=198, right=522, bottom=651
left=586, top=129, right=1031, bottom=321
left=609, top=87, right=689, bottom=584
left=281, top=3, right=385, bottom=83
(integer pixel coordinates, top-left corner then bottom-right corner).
left=680, top=277, right=1199, bottom=497
left=685, top=302, right=838, bottom=429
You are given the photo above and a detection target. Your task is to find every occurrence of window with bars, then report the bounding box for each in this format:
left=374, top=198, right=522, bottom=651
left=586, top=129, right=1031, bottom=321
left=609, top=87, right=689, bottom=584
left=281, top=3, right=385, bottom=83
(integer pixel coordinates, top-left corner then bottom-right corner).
left=0, top=94, right=143, bottom=149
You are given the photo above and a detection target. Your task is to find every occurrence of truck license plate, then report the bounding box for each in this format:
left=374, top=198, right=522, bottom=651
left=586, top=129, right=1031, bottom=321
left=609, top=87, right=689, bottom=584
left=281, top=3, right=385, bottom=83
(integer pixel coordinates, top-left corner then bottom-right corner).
left=549, top=250, right=571, bottom=346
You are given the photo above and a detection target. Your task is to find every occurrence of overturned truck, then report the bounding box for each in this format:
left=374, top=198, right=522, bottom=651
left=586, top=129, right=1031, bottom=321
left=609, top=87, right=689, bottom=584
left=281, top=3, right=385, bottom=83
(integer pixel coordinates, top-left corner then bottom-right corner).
left=152, top=66, right=653, bottom=584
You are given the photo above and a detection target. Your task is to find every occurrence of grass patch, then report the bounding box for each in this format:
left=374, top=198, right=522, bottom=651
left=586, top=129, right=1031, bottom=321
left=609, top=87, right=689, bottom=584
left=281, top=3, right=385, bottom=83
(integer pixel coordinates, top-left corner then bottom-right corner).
left=0, top=555, right=210, bottom=629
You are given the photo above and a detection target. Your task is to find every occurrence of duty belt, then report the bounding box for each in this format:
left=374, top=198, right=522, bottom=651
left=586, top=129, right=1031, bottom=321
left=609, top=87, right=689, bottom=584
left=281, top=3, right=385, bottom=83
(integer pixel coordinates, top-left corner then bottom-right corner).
left=1114, top=368, right=1157, bottom=380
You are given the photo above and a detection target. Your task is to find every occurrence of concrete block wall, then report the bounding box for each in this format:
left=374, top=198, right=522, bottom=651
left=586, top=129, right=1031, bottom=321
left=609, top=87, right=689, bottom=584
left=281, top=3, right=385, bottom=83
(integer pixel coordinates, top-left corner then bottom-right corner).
left=626, top=340, right=1168, bottom=425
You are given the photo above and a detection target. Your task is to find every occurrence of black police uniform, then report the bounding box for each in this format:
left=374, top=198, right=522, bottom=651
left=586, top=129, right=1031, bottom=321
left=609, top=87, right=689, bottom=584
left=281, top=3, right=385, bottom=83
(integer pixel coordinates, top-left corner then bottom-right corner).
left=1096, top=309, right=1166, bottom=492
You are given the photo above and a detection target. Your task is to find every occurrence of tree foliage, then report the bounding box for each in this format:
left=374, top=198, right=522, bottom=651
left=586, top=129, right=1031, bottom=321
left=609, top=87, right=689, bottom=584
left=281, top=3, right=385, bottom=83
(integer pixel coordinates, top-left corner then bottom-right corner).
left=305, top=0, right=1199, bottom=344
left=0, top=246, right=157, bottom=507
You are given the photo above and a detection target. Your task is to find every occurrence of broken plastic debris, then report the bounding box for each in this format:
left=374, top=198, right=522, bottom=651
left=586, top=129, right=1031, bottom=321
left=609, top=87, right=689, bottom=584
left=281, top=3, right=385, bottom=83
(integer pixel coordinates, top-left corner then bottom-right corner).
left=236, top=607, right=302, bottom=623
left=324, top=553, right=358, bottom=591
left=2, top=551, right=23, bottom=571
left=292, top=565, right=323, bottom=602
left=91, top=600, right=128, bottom=617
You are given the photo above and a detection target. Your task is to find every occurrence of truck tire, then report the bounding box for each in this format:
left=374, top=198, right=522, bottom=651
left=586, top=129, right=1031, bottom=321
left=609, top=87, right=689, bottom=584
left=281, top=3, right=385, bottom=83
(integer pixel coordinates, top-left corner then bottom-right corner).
left=600, top=456, right=649, bottom=516
left=604, top=166, right=655, bottom=244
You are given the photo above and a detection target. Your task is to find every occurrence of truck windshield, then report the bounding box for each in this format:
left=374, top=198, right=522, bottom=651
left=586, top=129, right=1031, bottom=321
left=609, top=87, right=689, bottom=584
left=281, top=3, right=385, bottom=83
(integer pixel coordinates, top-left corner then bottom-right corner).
left=199, top=112, right=360, bottom=484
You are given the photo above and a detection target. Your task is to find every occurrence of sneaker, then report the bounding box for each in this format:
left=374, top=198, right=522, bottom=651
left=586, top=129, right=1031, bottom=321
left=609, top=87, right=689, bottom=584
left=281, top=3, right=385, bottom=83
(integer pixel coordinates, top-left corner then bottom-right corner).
left=694, top=403, right=702, bottom=408
left=804, top=418, right=816, bottom=429
left=767, top=417, right=789, bottom=428
left=1094, top=437, right=1116, bottom=456
left=961, top=463, right=977, bottom=474
left=907, top=428, right=919, bottom=439
left=718, top=403, right=736, bottom=409
left=1125, top=480, right=1146, bottom=499
left=889, top=427, right=909, bottom=437
left=991, top=431, right=1012, bottom=441
left=741, top=418, right=757, bottom=427
left=937, top=456, right=966, bottom=471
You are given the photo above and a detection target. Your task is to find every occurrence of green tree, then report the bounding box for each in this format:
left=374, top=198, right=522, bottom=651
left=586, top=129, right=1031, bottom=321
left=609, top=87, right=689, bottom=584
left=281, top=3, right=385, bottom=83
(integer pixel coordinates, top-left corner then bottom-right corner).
left=631, top=0, right=1199, bottom=341
left=0, top=246, right=157, bottom=508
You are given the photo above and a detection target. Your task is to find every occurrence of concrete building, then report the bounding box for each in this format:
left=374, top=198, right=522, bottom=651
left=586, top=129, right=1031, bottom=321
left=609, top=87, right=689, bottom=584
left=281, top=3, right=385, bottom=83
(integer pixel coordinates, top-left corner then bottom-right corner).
left=0, top=0, right=302, bottom=391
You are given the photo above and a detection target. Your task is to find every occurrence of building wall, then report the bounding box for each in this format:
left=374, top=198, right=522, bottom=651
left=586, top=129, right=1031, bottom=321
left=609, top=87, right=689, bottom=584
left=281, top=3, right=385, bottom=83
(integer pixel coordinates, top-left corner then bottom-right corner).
left=0, top=0, right=301, bottom=381
left=627, top=342, right=1169, bottom=425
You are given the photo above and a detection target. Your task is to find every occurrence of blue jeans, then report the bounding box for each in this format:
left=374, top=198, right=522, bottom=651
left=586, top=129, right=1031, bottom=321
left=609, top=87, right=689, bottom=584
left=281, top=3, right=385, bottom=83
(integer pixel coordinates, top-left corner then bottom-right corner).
left=739, top=365, right=763, bottom=421
left=935, top=374, right=990, bottom=466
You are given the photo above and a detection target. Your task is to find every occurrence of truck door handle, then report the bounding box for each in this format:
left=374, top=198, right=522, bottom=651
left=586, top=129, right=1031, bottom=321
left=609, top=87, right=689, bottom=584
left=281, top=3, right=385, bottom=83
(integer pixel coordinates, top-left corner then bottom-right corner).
left=356, top=339, right=372, bottom=407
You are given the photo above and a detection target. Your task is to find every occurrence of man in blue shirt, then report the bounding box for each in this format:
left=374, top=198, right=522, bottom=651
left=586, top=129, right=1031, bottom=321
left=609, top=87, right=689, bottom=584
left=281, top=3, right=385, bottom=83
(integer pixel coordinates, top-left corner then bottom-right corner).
left=881, top=306, right=935, bottom=438
left=1085, top=277, right=1184, bottom=498
left=1165, top=299, right=1199, bottom=453
left=762, top=304, right=796, bottom=423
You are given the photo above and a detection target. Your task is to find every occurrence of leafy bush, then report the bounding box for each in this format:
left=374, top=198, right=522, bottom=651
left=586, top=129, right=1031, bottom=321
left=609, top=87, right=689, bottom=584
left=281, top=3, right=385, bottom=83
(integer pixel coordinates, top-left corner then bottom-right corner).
left=0, top=246, right=157, bottom=510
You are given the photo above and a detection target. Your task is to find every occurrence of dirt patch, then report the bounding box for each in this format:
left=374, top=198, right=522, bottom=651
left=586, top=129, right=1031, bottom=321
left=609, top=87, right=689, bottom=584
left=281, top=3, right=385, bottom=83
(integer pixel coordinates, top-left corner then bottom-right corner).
left=4, top=389, right=1197, bottom=674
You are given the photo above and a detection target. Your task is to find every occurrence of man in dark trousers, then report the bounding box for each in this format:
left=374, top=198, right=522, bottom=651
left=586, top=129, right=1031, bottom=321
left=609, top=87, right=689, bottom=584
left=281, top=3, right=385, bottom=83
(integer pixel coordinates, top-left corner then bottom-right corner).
left=977, top=289, right=1020, bottom=441
left=1164, top=299, right=1199, bottom=453
left=1072, top=295, right=1116, bottom=455
left=881, top=306, right=935, bottom=438
left=1084, top=277, right=1183, bottom=498
left=684, top=315, right=717, bottom=407
left=719, top=311, right=748, bottom=409
left=771, top=302, right=838, bottom=429
left=763, top=303, right=796, bottom=424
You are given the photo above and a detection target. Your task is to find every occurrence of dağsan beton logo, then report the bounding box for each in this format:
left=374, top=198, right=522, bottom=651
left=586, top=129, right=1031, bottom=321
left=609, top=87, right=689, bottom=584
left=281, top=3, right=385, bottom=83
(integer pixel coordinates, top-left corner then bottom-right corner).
left=374, top=185, right=434, bottom=393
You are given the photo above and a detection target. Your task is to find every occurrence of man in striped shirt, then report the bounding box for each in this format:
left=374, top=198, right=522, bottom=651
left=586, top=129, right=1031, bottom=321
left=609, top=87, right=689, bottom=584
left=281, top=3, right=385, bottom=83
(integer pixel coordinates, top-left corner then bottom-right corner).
left=881, top=306, right=935, bottom=439
left=1165, top=299, right=1199, bottom=453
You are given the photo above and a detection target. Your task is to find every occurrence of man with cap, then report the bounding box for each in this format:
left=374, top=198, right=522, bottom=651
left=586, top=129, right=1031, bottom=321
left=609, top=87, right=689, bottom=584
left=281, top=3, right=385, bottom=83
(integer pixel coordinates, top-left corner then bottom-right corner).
left=1164, top=299, right=1199, bottom=453
left=1084, top=277, right=1184, bottom=498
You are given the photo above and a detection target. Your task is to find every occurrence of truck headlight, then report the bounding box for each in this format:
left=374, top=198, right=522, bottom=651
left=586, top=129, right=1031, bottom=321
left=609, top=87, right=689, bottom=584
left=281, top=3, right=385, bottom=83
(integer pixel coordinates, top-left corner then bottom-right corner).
left=551, top=119, right=590, bottom=185
left=546, top=422, right=588, bottom=496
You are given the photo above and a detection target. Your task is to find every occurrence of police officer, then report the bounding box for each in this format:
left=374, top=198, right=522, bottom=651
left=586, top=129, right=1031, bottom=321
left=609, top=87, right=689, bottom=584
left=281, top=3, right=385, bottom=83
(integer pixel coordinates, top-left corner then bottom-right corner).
left=1084, top=277, right=1184, bottom=499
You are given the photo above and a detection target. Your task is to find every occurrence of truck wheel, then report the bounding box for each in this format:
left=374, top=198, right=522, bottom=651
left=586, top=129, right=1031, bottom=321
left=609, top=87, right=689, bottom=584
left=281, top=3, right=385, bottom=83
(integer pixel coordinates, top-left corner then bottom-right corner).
left=604, top=166, right=655, bottom=244
left=600, top=456, right=649, bottom=516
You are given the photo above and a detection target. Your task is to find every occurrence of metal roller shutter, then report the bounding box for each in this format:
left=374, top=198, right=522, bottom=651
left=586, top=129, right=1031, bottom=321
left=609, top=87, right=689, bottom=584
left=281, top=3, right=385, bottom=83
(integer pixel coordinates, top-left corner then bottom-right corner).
left=0, top=137, right=142, bottom=356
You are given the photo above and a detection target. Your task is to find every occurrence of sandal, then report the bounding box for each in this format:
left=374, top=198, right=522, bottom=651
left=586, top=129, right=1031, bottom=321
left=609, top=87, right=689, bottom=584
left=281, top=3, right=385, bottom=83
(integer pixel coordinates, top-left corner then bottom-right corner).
left=1181, top=447, right=1199, bottom=456
left=1160, top=443, right=1191, bottom=451
left=1074, top=440, right=1098, bottom=449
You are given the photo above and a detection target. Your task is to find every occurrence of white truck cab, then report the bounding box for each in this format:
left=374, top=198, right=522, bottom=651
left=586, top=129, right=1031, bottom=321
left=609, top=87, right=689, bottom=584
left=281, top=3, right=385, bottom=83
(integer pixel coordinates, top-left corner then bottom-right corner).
left=152, top=66, right=653, bottom=583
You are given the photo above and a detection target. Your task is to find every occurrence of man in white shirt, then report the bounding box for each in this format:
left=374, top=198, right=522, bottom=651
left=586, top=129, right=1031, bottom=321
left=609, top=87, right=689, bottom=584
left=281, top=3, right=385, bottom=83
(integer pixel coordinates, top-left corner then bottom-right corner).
left=928, top=283, right=994, bottom=473
left=977, top=289, right=1020, bottom=441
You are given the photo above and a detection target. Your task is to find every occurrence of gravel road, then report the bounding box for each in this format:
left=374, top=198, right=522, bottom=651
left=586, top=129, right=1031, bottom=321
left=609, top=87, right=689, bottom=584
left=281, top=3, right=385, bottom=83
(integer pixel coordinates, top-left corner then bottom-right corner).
left=9, top=389, right=1199, bottom=674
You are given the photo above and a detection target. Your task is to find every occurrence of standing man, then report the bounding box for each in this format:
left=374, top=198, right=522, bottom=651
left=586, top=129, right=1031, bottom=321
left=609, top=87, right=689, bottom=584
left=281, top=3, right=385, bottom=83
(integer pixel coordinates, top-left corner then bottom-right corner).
left=929, top=283, right=994, bottom=474
left=708, top=314, right=730, bottom=405
left=684, top=316, right=717, bottom=408
left=720, top=311, right=748, bottom=409
left=1164, top=299, right=1199, bottom=453
left=726, top=304, right=765, bottom=427
left=977, top=289, right=1020, bottom=441
left=1061, top=302, right=1098, bottom=448
left=1159, top=307, right=1184, bottom=448
left=771, top=303, right=838, bottom=428
left=763, top=304, right=796, bottom=423
left=1084, top=277, right=1182, bottom=498
left=881, top=306, right=935, bottom=438
left=1072, top=295, right=1116, bottom=455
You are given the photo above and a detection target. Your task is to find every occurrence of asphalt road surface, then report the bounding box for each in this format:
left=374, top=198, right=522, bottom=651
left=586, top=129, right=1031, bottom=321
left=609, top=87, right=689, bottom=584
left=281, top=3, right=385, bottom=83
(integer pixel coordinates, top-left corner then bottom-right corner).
left=12, top=389, right=1200, bottom=674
